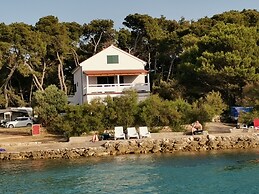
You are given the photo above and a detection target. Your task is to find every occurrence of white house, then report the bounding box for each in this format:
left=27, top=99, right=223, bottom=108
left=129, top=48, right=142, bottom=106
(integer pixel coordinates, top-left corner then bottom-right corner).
left=69, top=45, right=150, bottom=104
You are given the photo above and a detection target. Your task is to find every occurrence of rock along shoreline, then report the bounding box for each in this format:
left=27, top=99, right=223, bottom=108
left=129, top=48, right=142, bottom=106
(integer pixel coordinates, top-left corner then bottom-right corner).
left=1, top=133, right=259, bottom=160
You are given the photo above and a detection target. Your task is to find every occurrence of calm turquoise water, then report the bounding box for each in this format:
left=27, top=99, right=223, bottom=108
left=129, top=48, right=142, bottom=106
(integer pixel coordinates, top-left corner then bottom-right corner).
left=1, top=150, right=259, bottom=194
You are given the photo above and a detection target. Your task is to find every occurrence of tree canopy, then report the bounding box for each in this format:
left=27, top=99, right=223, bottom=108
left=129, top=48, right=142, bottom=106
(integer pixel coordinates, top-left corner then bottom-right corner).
left=0, top=9, right=258, bottom=108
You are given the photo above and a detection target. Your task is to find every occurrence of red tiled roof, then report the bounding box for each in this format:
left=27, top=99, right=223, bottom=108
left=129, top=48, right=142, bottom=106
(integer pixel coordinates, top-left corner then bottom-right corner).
left=84, top=69, right=148, bottom=76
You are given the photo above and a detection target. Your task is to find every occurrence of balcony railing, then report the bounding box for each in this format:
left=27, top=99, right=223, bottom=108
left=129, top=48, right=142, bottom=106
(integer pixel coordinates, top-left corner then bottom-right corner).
left=84, top=83, right=150, bottom=95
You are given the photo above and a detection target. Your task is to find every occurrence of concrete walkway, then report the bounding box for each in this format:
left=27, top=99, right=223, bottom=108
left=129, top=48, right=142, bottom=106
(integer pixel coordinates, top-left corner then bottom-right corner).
left=1, top=122, right=257, bottom=153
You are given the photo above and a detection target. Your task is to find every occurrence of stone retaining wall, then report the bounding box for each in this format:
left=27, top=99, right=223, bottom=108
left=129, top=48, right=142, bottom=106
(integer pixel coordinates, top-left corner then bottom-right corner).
left=1, top=134, right=259, bottom=160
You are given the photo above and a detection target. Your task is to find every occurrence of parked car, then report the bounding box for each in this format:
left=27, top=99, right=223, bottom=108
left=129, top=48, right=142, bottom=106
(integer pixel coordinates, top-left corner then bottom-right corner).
left=5, top=117, right=33, bottom=128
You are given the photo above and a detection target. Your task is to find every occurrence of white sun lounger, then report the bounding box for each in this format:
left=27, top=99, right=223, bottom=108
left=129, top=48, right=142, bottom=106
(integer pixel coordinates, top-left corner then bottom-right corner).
left=114, top=126, right=126, bottom=140
left=139, top=126, right=151, bottom=138
left=126, top=127, right=139, bottom=139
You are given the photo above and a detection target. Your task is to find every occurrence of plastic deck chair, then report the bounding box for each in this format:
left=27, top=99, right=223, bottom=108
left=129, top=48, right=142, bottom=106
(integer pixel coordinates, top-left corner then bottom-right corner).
left=139, top=126, right=151, bottom=138
left=114, top=126, right=126, bottom=140
left=126, top=127, right=139, bottom=139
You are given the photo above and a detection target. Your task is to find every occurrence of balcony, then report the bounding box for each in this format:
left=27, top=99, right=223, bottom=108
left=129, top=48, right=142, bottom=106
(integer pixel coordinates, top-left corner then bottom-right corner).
left=84, top=83, right=150, bottom=95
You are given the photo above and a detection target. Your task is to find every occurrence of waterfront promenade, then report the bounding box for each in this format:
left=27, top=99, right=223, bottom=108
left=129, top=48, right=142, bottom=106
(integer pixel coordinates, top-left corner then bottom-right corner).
left=0, top=122, right=233, bottom=152
left=1, top=122, right=259, bottom=160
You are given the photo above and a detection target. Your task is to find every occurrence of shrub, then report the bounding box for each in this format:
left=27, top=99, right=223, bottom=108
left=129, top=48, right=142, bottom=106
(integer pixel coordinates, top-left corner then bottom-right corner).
left=46, top=89, right=227, bottom=137
left=60, top=100, right=107, bottom=137
left=165, top=99, right=193, bottom=131
left=137, top=94, right=164, bottom=128
left=57, top=104, right=89, bottom=137
left=201, top=91, right=227, bottom=120
left=103, top=96, right=118, bottom=129
left=113, top=89, right=138, bottom=128
left=33, top=85, right=67, bottom=128
left=239, top=82, right=259, bottom=110
left=189, top=91, right=227, bottom=124
left=87, top=98, right=106, bottom=132
left=238, top=110, right=259, bottom=125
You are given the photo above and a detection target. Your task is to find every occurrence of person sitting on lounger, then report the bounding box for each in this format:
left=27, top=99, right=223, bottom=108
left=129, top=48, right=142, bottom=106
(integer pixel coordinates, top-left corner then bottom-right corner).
left=191, top=120, right=203, bottom=135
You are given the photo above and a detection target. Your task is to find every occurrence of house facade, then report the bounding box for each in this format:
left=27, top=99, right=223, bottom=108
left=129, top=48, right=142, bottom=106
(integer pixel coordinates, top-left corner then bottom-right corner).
left=69, top=45, right=150, bottom=104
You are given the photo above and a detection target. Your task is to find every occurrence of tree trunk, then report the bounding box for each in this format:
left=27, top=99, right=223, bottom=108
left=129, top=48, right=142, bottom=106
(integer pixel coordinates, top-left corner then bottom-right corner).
left=57, top=52, right=67, bottom=94
left=154, top=52, right=158, bottom=74
left=127, top=46, right=133, bottom=54
left=17, top=80, right=24, bottom=101
left=133, top=33, right=140, bottom=54
left=57, top=63, right=63, bottom=91
left=1, top=62, right=18, bottom=108
left=29, top=81, right=33, bottom=106
left=71, top=48, right=80, bottom=66
left=60, top=62, right=67, bottom=94
left=24, top=62, right=44, bottom=91
left=166, top=54, right=176, bottom=81
left=40, top=61, right=47, bottom=87
left=4, top=84, right=8, bottom=108
left=92, top=32, right=103, bottom=55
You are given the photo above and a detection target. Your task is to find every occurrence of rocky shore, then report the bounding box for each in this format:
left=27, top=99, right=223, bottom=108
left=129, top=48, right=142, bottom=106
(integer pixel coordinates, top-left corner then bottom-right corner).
left=1, top=133, right=259, bottom=160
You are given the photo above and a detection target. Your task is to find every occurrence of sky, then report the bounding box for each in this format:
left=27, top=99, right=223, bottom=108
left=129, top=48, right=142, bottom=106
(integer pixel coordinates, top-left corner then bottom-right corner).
left=1, top=0, right=259, bottom=29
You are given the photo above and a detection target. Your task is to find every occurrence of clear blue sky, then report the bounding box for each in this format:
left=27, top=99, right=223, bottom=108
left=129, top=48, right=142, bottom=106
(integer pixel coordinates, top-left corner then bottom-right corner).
left=1, top=0, right=259, bottom=28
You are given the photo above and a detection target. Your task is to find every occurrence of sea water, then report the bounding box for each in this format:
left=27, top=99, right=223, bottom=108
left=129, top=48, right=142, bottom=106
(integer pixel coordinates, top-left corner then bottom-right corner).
left=1, top=150, right=259, bottom=194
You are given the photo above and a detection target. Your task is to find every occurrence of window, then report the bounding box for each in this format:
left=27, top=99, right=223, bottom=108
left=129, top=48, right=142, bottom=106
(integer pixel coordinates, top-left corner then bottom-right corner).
left=145, top=75, right=148, bottom=83
left=16, top=117, right=30, bottom=121
left=107, top=55, right=119, bottom=64
left=119, top=76, right=124, bottom=84
left=97, top=76, right=114, bottom=84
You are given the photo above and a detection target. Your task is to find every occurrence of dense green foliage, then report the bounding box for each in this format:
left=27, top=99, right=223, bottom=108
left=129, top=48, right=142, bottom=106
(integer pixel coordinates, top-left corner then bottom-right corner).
left=1, top=9, right=259, bottom=134
left=45, top=90, right=226, bottom=137
left=236, top=82, right=259, bottom=124
left=33, top=85, right=67, bottom=129
left=0, top=9, right=258, bottom=108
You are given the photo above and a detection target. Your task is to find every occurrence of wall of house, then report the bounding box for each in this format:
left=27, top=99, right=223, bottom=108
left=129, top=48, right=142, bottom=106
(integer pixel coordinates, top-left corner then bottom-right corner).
left=124, top=76, right=136, bottom=83
left=80, top=46, right=146, bottom=71
left=71, top=67, right=83, bottom=105
left=124, top=75, right=147, bottom=84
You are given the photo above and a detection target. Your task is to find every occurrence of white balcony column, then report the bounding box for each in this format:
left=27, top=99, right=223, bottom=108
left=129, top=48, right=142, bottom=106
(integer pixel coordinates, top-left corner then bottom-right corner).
left=147, top=73, right=150, bottom=91
left=117, top=75, right=120, bottom=85
left=117, top=74, right=120, bottom=92
left=86, top=75, right=89, bottom=94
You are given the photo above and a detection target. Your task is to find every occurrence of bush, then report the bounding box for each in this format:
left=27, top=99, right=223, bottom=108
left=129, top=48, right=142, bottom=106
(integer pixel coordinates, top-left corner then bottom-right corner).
left=103, top=96, right=117, bottom=129
left=33, top=85, right=68, bottom=128
left=238, top=110, right=259, bottom=125
left=239, top=82, right=259, bottom=110
left=189, top=91, right=227, bottom=124
left=137, top=95, right=164, bottom=128
left=202, top=91, right=227, bottom=120
left=113, top=89, right=138, bottom=128
left=137, top=96, right=193, bottom=132
left=165, top=99, right=193, bottom=132
left=45, top=90, right=227, bottom=137
left=61, top=104, right=91, bottom=137
left=60, top=100, right=106, bottom=137
left=57, top=90, right=139, bottom=137
left=87, top=98, right=106, bottom=132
